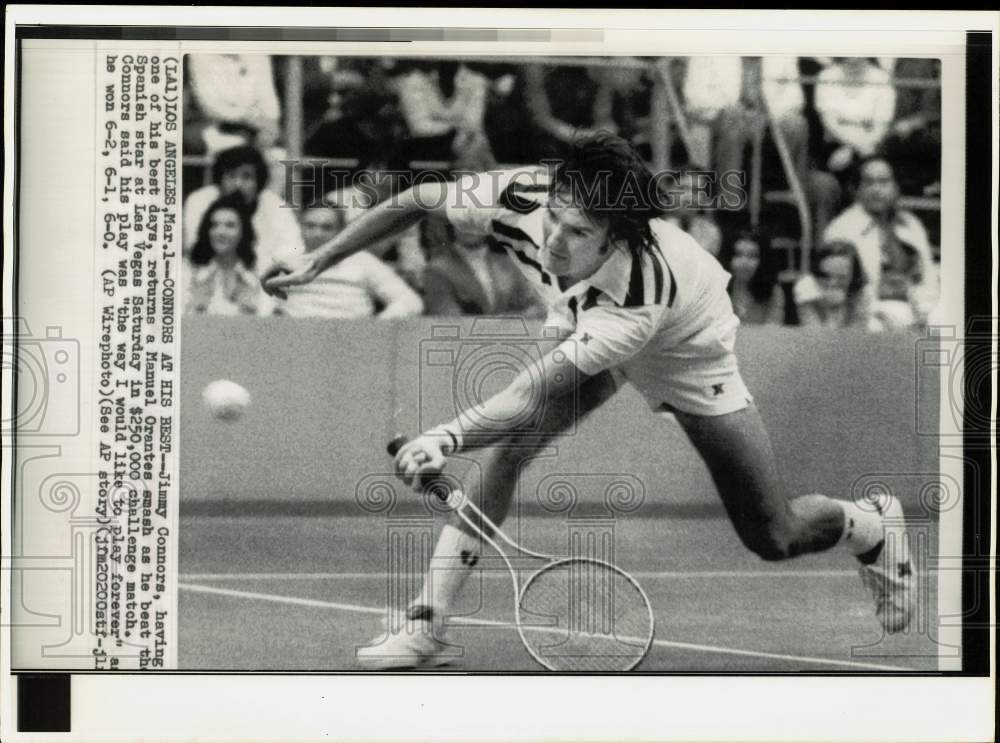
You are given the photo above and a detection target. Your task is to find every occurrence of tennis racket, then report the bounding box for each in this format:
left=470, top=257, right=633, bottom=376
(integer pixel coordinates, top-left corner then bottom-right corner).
left=388, top=435, right=655, bottom=672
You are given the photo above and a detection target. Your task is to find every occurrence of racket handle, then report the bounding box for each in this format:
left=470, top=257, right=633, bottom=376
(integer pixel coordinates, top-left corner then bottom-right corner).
left=387, top=435, right=409, bottom=457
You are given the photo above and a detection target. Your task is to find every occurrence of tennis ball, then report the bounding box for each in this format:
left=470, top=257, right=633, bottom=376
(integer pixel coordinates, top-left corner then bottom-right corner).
left=203, top=379, right=251, bottom=421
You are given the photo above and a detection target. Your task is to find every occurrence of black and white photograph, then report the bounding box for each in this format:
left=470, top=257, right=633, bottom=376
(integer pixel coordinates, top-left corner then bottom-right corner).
left=178, top=51, right=951, bottom=673
left=2, top=7, right=995, bottom=743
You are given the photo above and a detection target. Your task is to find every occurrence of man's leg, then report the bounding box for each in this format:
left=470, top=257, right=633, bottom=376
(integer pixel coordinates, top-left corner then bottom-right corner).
left=672, top=402, right=914, bottom=631
left=673, top=403, right=845, bottom=558
left=357, top=372, right=619, bottom=667
left=414, top=371, right=620, bottom=619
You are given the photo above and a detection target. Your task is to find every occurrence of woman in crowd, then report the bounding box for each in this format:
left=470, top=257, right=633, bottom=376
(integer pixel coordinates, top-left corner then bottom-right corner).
left=721, top=230, right=784, bottom=325
left=184, top=193, right=272, bottom=317
left=182, top=144, right=306, bottom=273
left=793, top=241, right=870, bottom=328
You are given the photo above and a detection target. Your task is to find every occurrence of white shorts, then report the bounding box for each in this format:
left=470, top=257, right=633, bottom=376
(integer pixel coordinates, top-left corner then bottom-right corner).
left=613, top=312, right=754, bottom=417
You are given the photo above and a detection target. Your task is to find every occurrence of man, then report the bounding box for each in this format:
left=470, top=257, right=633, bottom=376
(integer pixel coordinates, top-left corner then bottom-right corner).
left=264, top=133, right=915, bottom=669
left=680, top=56, right=841, bottom=244
left=183, top=144, right=306, bottom=273
left=815, top=58, right=897, bottom=172
left=822, top=156, right=938, bottom=330
left=280, top=203, right=423, bottom=320
left=187, top=54, right=281, bottom=151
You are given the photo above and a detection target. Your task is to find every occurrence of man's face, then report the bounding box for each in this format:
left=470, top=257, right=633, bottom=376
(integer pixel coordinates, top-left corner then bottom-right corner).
left=220, top=164, right=260, bottom=204
left=541, top=189, right=612, bottom=282
left=300, top=207, right=345, bottom=252
left=858, top=160, right=898, bottom=216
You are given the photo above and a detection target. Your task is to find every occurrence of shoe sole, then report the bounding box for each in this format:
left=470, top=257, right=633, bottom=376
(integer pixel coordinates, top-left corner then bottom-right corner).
left=356, top=656, right=453, bottom=671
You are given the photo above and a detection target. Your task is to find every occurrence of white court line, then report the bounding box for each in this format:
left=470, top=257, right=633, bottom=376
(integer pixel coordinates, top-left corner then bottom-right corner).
left=180, top=569, right=871, bottom=580
left=178, top=581, right=916, bottom=672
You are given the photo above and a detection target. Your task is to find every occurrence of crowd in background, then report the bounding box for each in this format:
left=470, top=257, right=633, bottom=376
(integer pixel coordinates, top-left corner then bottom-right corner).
left=181, top=54, right=942, bottom=331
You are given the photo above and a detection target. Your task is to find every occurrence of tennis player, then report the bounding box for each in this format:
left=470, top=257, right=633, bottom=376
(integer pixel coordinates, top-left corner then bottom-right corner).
left=263, top=132, right=915, bottom=669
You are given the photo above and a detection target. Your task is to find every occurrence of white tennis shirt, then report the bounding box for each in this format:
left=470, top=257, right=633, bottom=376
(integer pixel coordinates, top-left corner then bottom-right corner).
left=445, top=169, right=742, bottom=410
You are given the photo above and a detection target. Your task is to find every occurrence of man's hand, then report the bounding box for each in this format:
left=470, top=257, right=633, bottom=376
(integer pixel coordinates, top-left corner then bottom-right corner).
left=827, top=144, right=855, bottom=173
left=261, top=254, right=321, bottom=299
left=393, top=434, right=451, bottom=491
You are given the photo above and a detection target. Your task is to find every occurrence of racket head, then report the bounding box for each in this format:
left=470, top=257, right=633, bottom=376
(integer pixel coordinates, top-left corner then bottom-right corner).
left=516, top=557, right=654, bottom=672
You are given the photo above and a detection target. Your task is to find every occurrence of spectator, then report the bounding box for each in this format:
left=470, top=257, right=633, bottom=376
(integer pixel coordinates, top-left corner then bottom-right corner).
left=387, top=60, right=494, bottom=162
left=663, top=170, right=723, bottom=257
left=814, top=57, right=896, bottom=174
left=721, top=231, right=784, bottom=325
left=421, top=215, right=547, bottom=317
left=881, top=58, right=942, bottom=196
left=523, top=60, right=648, bottom=160
left=187, top=54, right=281, bottom=153
left=183, top=145, right=305, bottom=273
left=793, top=240, right=870, bottom=328
left=822, top=156, right=937, bottom=329
left=687, top=57, right=805, bottom=175
left=682, top=56, right=840, bottom=240
left=304, top=58, right=409, bottom=164
left=280, top=204, right=423, bottom=320
left=324, top=174, right=428, bottom=291
left=184, top=194, right=271, bottom=316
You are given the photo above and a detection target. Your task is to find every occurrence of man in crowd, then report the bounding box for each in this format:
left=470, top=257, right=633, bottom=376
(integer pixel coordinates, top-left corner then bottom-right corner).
left=821, top=156, right=937, bottom=330
left=183, top=144, right=306, bottom=274
left=187, top=53, right=282, bottom=153
left=815, top=58, right=896, bottom=174
left=279, top=202, right=423, bottom=320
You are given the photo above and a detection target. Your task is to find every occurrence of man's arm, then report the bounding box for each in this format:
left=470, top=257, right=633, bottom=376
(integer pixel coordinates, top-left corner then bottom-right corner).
left=395, top=342, right=586, bottom=486
left=262, top=181, right=449, bottom=297
left=395, top=304, right=662, bottom=486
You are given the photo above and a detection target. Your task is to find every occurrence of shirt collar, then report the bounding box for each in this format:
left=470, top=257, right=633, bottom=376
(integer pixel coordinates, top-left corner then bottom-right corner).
left=858, top=204, right=904, bottom=236
left=569, top=242, right=632, bottom=306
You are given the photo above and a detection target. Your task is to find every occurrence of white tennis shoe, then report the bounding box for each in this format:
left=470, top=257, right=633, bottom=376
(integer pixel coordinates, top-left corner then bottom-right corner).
left=857, top=492, right=915, bottom=634
left=355, top=606, right=454, bottom=670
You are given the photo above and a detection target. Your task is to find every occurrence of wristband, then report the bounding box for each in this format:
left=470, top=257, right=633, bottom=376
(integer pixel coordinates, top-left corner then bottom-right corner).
left=431, top=427, right=461, bottom=456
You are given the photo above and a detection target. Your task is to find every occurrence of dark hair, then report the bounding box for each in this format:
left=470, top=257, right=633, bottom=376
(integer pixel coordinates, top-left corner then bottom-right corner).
left=211, top=144, right=270, bottom=191
left=549, top=130, right=667, bottom=257
left=811, top=240, right=867, bottom=296
left=849, top=154, right=896, bottom=190
left=190, top=193, right=258, bottom=269
left=720, top=228, right=779, bottom=304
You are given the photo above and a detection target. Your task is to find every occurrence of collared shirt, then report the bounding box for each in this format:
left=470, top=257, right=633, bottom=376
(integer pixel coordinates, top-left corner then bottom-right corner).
left=445, top=169, right=736, bottom=384
left=183, top=260, right=274, bottom=317
left=823, top=202, right=936, bottom=303
left=281, top=251, right=423, bottom=320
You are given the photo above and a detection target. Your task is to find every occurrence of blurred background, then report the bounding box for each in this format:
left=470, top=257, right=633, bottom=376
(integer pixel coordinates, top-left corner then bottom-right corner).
left=181, top=54, right=943, bottom=331
left=177, top=54, right=946, bottom=670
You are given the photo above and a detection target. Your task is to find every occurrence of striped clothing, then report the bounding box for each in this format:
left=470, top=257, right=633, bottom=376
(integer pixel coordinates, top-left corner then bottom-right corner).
left=445, top=169, right=751, bottom=416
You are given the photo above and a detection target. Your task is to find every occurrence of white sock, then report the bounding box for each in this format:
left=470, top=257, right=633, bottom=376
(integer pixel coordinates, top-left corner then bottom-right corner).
left=411, top=524, right=482, bottom=623
left=837, top=500, right=885, bottom=558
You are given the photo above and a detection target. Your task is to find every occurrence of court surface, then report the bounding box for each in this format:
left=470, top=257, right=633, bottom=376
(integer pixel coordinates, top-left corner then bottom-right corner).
left=178, top=509, right=943, bottom=673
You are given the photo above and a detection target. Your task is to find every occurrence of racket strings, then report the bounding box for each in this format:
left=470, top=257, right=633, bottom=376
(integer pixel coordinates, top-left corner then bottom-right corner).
left=518, top=559, right=653, bottom=672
